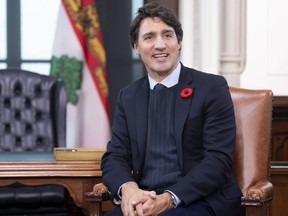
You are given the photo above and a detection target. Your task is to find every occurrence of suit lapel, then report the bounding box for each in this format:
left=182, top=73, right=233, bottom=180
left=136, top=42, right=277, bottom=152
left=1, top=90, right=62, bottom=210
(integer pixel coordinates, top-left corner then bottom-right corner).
left=135, top=78, right=150, bottom=169
left=174, top=66, right=194, bottom=170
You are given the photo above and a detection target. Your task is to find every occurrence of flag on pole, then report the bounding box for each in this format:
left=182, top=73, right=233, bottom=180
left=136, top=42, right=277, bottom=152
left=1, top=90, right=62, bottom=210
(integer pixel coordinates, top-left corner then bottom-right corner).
left=50, top=0, right=110, bottom=148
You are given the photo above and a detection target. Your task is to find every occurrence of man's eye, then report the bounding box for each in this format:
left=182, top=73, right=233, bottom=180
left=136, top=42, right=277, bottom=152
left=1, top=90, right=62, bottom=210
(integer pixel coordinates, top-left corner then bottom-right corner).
left=144, top=36, right=152, bottom=40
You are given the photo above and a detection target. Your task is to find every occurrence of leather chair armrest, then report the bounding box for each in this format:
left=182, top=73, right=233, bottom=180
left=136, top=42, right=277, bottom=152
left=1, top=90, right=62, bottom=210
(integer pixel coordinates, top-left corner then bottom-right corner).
left=85, top=183, right=110, bottom=202
left=241, top=181, right=274, bottom=206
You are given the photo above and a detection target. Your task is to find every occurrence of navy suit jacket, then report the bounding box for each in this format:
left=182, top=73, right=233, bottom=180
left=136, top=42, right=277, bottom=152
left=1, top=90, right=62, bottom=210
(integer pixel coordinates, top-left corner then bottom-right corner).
left=102, top=64, right=243, bottom=215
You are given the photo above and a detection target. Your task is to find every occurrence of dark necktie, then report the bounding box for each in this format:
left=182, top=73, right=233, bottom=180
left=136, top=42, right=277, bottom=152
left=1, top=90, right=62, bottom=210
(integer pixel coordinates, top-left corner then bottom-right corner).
left=153, top=83, right=166, bottom=90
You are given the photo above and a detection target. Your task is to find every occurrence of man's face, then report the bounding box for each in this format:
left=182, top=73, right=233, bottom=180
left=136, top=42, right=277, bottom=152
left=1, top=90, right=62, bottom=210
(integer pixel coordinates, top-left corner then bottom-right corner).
left=134, top=17, right=181, bottom=80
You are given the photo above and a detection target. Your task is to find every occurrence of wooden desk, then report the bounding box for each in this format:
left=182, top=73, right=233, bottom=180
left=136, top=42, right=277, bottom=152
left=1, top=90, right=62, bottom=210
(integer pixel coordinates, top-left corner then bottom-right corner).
left=0, top=159, right=102, bottom=216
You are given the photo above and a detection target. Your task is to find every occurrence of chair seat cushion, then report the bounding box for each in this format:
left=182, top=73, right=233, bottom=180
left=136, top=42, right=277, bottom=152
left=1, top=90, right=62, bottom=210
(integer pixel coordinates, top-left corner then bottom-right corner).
left=0, top=183, right=65, bottom=208
left=0, top=207, right=67, bottom=216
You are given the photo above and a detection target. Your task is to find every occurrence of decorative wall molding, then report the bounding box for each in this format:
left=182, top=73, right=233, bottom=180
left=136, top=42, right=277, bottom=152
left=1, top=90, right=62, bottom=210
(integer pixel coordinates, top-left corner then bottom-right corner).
left=179, top=0, right=219, bottom=74
left=219, top=0, right=246, bottom=87
left=179, top=0, right=195, bottom=69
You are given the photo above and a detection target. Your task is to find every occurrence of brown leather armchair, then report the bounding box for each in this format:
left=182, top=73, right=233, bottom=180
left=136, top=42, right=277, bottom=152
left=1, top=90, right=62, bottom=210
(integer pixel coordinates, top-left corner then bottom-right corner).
left=86, top=87, right=274, bottom=216
left=0, top=69, right=68, bottom=215
left=230, top=87, right=274, bottom=216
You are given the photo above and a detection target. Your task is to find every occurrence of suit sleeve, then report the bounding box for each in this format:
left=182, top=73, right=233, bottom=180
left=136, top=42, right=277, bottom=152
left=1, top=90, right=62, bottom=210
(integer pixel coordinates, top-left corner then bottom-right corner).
left=101, top=89, right=135, bottom=201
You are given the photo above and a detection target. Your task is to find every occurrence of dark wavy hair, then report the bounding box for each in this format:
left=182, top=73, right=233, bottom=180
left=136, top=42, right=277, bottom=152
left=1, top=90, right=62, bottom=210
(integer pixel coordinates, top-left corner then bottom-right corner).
left=129, top=2, right=183, bottom=48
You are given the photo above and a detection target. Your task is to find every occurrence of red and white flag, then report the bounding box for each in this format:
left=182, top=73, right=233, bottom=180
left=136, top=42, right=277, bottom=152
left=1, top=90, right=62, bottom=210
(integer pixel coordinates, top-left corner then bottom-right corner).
left=50, top=0, right=110, bottom=148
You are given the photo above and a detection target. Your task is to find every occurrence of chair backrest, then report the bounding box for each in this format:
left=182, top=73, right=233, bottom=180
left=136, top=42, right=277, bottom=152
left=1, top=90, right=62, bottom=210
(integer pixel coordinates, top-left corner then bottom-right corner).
left=0, top=69, right=67, bottom=152
left=230, top=87, right=273, bottom=196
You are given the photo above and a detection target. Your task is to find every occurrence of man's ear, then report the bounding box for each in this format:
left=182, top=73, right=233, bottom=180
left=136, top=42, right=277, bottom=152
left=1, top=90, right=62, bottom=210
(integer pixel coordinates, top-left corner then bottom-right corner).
left=177, top=42, right=182, bottom=55
left=134, top=43, right=140, bottom=55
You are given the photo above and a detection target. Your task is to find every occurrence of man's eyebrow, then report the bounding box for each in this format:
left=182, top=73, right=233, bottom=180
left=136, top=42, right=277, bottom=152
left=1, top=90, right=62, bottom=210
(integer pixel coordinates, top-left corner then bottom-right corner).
left=142, top=29, right=174, bottom=36
left=142, top=31, right=155, bottom=37
left=162, top=29, right=174, bottom=34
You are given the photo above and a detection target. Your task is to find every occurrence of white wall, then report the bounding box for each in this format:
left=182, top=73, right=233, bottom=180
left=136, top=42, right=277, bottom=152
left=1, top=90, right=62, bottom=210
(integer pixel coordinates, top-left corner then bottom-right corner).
left=241, top=0, right=288, bottom=96
left=179, top=0, right=219, bottom=74
left=180, top=0, right=288, bottom=96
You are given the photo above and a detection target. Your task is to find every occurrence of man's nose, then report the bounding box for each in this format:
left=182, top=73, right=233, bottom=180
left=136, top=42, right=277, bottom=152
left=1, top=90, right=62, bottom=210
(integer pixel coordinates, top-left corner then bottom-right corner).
left=154, top=37, right=166, bottom=49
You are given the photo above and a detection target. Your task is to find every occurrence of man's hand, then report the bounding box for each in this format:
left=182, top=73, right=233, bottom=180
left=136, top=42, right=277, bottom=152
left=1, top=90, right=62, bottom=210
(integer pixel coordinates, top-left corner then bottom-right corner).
left=121, top=183, right=156, bottom=216
left=141, top=192, right=175, bottom=216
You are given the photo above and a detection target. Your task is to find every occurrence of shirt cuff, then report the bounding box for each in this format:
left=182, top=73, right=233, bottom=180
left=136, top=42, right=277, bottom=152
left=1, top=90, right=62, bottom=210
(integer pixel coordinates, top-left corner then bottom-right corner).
left=164, top=190, right=182, bottom=207
left=116, top=181, right=137, bottom=200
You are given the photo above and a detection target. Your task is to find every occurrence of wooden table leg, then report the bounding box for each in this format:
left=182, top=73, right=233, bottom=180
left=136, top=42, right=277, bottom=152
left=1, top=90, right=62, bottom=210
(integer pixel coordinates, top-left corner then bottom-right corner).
left=87, top=202, right=102, bottom=216
left=65, top=190, right=85, bottom=216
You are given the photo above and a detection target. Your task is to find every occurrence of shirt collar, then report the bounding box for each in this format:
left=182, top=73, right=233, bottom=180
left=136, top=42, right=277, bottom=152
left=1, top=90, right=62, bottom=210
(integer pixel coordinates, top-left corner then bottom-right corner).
left=148, top=62, right=181, bottom=90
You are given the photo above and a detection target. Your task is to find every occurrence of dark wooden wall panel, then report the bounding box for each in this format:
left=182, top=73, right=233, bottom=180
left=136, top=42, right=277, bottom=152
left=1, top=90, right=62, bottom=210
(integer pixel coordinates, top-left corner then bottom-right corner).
left=270, top=96, right=288, bottom=216
left=270, top=162, right=288, bottom=216
left=271, top=96, right=288, bottom=161
left=145, top=0, right=179, bottom=16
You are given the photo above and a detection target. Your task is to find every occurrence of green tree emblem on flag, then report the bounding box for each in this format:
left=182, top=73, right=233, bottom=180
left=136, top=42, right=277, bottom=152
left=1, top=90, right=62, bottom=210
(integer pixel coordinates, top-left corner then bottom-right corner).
left=50, top=55, right=83, bottom=105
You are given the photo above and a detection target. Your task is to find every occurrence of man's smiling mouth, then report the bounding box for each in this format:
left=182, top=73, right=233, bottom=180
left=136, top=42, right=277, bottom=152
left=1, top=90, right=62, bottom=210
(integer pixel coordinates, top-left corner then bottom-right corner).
left=153, top=53, right=168, bottom=58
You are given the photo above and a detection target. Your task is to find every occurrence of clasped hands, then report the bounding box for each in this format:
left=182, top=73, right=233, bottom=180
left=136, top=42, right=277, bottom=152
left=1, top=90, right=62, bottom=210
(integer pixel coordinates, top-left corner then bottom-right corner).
left=121, top=182, right=173, bottom=216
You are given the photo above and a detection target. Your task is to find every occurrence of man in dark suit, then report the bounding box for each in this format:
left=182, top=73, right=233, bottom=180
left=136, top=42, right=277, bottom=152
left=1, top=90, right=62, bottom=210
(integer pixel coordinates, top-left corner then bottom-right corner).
left=101, top=2, right=245, bottom=216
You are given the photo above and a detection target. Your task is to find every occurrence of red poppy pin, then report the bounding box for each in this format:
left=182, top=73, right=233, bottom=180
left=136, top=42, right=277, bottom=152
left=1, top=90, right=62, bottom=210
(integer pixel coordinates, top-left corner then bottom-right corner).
left=180, top=88, right=193, bottom=99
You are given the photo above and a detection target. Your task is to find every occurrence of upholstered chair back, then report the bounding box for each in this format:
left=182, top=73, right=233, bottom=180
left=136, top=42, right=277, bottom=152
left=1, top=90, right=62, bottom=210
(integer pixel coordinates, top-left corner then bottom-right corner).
left=0, top=69, right=66, bottom=152
left=0, top=69, right=68, bottom=216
